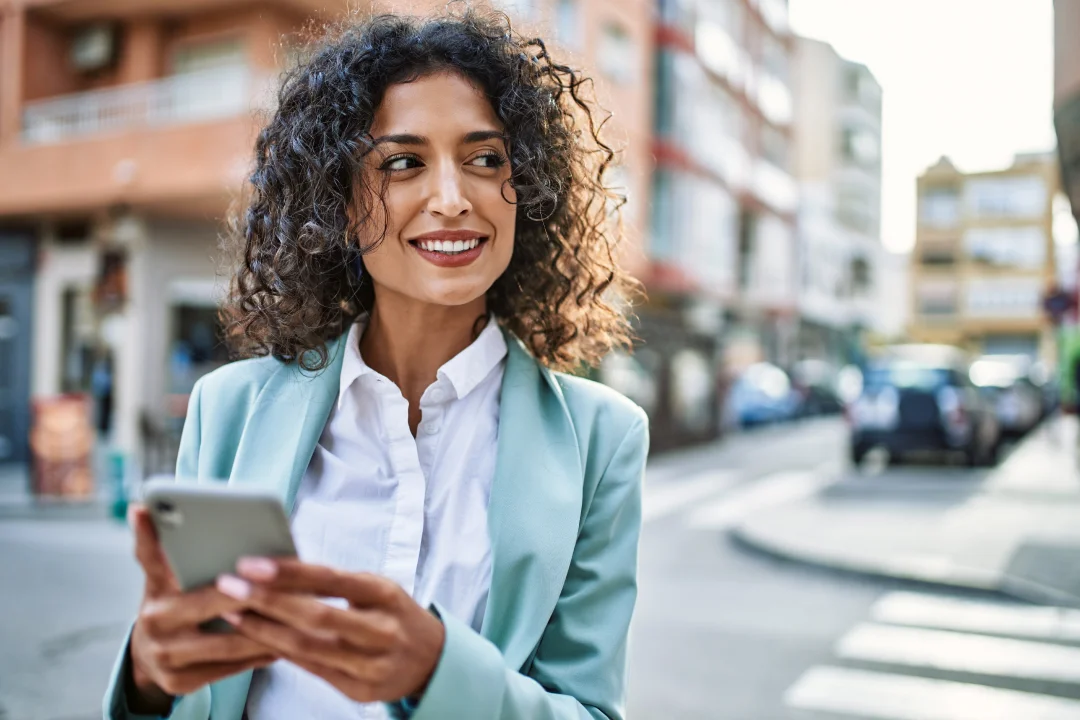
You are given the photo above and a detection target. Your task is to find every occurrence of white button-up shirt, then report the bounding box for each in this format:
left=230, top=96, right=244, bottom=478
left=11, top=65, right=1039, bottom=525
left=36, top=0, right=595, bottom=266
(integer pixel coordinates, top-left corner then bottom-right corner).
left=246, top=317, right=507, bottom=719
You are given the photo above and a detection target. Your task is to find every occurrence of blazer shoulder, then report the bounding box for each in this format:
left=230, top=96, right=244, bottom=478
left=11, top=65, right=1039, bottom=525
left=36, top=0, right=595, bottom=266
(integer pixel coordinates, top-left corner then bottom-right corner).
left=552, top=371, right=648, bottom=440
left=194, top=355, right=283, bottom=412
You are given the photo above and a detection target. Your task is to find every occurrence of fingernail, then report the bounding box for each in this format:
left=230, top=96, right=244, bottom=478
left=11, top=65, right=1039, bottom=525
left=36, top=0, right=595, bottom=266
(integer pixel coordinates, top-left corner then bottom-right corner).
left=237, top=556, right=278, bottom=580
left=216, top=574, right=251, bottom=600
left=223, top=611, right=243, bottom=626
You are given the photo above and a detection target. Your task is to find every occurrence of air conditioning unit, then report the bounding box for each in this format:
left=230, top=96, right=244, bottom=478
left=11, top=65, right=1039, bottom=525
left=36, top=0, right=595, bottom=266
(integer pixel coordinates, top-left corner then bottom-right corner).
left=71, top=23, right=116, bottom=73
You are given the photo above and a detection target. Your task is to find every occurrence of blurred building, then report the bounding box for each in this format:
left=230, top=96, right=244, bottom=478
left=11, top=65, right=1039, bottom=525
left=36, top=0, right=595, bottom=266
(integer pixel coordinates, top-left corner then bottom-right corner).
left=632, top=0, right=795, bottom=449
left=791, top=36, right=883, bottom=367
left=0, top=0, right=331, bottom=471
left=909, top=153, right=1059, bottom=361
left=1055, top=0, right=1080, bottom=225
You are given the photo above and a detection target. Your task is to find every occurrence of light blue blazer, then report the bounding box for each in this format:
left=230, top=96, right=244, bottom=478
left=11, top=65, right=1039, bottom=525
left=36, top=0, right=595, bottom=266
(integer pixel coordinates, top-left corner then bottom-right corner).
left=103, top=328, right=648, bottom=720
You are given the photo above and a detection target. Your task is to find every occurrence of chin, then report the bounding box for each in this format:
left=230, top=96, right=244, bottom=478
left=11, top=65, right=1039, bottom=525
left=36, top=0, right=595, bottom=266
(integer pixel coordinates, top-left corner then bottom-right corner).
left=419, top=281, right=493, bottom=308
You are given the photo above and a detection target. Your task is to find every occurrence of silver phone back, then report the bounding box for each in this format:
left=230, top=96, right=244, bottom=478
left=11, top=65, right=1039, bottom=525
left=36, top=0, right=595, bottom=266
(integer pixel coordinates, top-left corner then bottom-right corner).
left=143, top=480, right=297, bottom=591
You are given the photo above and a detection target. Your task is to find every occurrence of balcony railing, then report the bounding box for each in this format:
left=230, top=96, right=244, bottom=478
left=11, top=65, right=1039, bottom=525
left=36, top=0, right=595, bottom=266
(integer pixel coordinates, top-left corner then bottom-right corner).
left=22, top=65, right=269, bottom=145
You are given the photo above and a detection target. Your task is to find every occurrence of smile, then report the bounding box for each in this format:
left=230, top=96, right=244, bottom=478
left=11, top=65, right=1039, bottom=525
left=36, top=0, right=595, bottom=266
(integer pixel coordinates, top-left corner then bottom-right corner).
left=415, top=237, right=482, bottom=255
left=408, top=234, right=489, bottom=268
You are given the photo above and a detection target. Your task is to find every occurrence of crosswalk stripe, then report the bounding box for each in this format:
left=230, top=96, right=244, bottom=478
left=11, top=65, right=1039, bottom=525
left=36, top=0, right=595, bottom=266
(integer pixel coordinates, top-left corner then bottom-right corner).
left=785, top=665, right=1080, bottom=720
left=641, top=471, right=739, bottom=523
left=872, top=591, right=1080, bottom=642
left=684, top=467, right=834, bottom=529
left=836, top=622, right=1080, bottom=684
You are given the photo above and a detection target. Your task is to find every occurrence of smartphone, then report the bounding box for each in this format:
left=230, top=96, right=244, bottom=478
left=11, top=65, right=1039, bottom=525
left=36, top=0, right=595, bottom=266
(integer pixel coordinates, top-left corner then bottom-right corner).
left=142, top=478, right=297, bottom=593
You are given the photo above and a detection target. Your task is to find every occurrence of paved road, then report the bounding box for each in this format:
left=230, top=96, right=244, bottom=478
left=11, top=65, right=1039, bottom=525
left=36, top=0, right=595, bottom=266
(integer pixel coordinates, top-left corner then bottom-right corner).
left=5, top=419, right=1080, bottom=720
left=628, top=419, right=1080, bottom=720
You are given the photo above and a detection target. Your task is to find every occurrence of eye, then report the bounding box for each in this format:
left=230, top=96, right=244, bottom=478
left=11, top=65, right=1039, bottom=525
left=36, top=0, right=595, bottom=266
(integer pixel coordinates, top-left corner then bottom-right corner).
left=470, top=152, right=508, bottom=169
left=380, top=154, right=422, bottom=172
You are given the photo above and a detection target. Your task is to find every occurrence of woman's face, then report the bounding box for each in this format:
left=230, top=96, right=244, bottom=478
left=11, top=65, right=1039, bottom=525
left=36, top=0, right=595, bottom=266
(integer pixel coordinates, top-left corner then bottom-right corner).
left=357, top=71, right=516, bottom=310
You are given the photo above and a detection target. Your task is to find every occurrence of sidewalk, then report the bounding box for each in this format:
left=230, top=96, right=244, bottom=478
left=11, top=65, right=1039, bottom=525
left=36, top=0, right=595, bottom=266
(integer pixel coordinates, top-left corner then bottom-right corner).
left=0, top=462, right=113, bottom=520
left=732, top=414, right=1080, bottom=607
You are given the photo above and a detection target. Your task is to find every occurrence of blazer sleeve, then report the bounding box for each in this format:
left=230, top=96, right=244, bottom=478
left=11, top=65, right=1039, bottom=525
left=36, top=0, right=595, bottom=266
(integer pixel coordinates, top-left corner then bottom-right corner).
left=102, top=379, right=212, bottom=720
left=407, top=413, right=649, bottom=720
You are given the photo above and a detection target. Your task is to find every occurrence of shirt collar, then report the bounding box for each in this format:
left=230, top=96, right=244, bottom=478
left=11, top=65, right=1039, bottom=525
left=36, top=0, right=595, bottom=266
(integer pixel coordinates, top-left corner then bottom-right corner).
left=338, top=315, right=508, bottom=409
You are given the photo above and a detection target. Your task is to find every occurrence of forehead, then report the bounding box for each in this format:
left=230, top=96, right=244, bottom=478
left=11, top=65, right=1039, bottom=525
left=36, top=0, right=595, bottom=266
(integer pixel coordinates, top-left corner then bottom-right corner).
left=370, top=71, right=503, bottom=135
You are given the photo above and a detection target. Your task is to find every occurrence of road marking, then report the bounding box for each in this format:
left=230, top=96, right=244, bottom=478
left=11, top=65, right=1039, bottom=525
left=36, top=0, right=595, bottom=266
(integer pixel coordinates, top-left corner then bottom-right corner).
left=685, top=466, right=836, bottom=529
left=785, top=665, right=1080, bottom=720
left=836, top=622, right=1080, bottom=684
left=641, top=470, right=740, bottom=523
left=872, top=591, right=1080, bottom=642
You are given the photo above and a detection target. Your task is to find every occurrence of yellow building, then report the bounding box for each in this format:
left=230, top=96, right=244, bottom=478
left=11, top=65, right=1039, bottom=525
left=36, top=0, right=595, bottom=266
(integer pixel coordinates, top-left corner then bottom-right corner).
left=909, top=153, right=1059, bottom=361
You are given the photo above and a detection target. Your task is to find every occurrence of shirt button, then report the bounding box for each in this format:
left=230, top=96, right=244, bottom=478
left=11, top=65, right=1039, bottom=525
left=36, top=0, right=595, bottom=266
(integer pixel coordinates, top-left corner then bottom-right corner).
left=422, top=422, right=440, bottom=435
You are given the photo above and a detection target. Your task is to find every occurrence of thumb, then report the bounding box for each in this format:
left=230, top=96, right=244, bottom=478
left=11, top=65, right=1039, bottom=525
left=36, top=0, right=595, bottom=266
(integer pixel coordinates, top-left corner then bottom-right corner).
left=129, top=504, right=179, bottom=596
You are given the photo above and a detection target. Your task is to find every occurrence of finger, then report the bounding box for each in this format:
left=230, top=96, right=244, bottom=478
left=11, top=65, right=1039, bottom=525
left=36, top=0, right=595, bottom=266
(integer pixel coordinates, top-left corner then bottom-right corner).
left=226, top=611, right=373, bottom=679
left=151, top=631, right=278, bottom=671
left=236, top=558, right=396, bottom=608
left=130, top=505, right=177, bottom=596
left=143, top=584, right=252, bottom=636
left=288, top=654, right=375, bottom=703
left=155, top=655, right=278, bottom=697
left=217, top=576, right=396, bottom=650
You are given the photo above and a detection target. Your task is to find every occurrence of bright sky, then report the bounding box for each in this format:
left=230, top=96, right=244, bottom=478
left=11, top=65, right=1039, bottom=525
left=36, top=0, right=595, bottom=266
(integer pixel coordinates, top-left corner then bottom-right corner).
left=788, top=0, right=1056, bottom=253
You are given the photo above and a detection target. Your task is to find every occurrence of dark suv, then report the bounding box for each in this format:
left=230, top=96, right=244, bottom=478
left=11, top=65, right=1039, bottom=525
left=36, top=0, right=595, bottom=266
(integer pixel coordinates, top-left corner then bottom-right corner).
left=849, top=345, right=1001, bottom=467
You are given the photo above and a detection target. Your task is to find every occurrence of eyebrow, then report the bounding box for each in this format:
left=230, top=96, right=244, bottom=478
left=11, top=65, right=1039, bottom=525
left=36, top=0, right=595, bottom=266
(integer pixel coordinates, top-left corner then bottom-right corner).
left=367, top=130, right=507, bottom=147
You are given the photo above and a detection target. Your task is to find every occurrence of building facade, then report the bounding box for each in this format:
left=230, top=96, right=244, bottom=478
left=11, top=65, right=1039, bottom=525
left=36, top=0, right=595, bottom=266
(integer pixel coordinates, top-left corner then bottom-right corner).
left=909, top=154, right=1059, bottom=361
left=1055, top=0, right=1080, bottom=225
left=0, top=0, right=658, bottom=472
left=791, top=36, right=886, bottom=368
left=636, top=0, right=795, bottom=448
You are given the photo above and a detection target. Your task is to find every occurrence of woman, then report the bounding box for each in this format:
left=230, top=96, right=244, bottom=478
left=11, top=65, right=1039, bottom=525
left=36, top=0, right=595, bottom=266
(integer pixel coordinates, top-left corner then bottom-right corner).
left=104, top=9, right=648, bottom=720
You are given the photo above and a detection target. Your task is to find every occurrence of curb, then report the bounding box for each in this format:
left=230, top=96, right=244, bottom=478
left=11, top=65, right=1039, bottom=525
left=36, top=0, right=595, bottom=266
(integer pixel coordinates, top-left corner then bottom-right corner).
left=729, top=522, right=1080, bottom=609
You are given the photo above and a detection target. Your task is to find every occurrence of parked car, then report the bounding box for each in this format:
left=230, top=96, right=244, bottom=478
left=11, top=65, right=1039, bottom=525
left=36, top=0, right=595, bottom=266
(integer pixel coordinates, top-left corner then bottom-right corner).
left=724, top=362, right=801, bottom=428
left=849, top=345, right=1001, bottom=466
left=969, top=355, right=1044, bottom=438
left=791, top=359, right=845, bottom=417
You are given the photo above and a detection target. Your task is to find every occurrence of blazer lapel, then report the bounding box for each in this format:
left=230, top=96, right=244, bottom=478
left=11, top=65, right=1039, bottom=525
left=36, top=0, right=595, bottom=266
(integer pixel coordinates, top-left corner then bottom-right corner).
left=228, top=335, right=346, bottom=511
left=482, top=332, right=584, bottom=669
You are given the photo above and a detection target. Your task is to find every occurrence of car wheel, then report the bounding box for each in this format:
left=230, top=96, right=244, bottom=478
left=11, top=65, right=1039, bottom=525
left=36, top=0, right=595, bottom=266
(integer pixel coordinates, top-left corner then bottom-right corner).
left=850, top=442, right=868, bottom=466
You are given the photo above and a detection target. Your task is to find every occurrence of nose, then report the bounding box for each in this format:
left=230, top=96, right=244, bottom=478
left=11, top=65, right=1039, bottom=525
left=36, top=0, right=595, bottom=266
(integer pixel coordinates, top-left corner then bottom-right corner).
left=425, top=160, right=472, bottom=218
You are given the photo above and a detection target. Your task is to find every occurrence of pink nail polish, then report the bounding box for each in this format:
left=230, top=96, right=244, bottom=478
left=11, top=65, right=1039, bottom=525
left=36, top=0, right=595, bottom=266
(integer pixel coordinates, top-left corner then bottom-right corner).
left=216, top=574, right=251, bottom=600
left=223, top=611, right=243, bottom=626
left=237, top=556, right=278, bottom=580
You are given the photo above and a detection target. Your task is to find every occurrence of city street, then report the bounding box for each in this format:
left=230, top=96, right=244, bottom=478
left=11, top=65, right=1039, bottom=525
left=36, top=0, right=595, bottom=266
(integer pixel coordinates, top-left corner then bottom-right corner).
left=4, top=419, right=1080, bottom=719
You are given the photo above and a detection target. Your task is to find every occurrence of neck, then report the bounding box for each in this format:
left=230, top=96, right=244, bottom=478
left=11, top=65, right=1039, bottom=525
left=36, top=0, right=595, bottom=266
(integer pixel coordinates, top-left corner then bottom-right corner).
left=358, top=293, right=488, bottom=405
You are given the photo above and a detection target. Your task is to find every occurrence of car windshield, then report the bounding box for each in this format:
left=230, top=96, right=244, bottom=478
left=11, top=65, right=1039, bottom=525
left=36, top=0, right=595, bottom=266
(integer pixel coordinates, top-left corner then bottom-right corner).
left=863, top=362, right=951, bottom=390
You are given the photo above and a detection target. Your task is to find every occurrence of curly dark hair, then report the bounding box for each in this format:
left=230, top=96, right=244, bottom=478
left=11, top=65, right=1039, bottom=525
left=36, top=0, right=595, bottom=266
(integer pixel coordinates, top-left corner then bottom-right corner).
left=222, top=7, right=639, bottom=372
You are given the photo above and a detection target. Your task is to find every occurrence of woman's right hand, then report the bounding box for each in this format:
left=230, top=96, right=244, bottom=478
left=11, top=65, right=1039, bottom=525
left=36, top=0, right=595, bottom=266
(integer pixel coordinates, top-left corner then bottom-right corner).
left=125, top=505, right=279, bottom=714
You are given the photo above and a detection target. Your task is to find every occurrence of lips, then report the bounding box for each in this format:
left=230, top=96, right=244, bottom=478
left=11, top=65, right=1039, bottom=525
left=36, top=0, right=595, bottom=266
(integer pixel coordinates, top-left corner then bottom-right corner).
left=409, top=232, right=489, bottom=268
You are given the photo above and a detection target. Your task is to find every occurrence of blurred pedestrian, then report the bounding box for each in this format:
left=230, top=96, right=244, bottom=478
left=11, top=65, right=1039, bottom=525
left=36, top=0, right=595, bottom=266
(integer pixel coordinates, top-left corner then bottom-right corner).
left=106, top=9, right=647, bottom=720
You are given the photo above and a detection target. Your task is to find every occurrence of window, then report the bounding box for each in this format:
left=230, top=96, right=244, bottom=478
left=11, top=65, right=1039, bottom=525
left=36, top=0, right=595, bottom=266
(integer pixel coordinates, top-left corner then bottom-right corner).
left=598, top=23, right=635, bottom=84
left=965, top=278, right=1043, bottom=318
left=920, top=244, right=957, bottom=266
left=650, top=171, right=675, bottom=260
left=920, top=188, right=961, bottom=228
left=171, top=38, right=245, bottom=75
left=964, top=227, right=1047, bottom=269
left=965, top=176, right=1047, bottom=220
left=916, top=280, right=958, bottom=316
left=554, top=0, right=581, bottom=49
left=840, top=126, right=879, bottom=167
left=850, top=257, right=871, bottom=294
left=761, top=125, right=789, bottom=170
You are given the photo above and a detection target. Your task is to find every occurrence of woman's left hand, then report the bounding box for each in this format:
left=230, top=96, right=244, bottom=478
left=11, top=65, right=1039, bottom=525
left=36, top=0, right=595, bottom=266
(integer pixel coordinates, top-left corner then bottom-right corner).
left=216, top=558, right=445, bottom=704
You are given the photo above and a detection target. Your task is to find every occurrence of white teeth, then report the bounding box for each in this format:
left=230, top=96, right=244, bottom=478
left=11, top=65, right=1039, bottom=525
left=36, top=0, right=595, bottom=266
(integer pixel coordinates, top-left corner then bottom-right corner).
left=418, top=237, right=481, bottom=254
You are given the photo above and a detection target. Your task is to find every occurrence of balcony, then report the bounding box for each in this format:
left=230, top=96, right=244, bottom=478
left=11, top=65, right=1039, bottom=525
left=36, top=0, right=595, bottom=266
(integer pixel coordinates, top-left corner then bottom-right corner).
left=0, top=66, right=275, bottom=218
left=22, top=66, right=264, bottom=145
